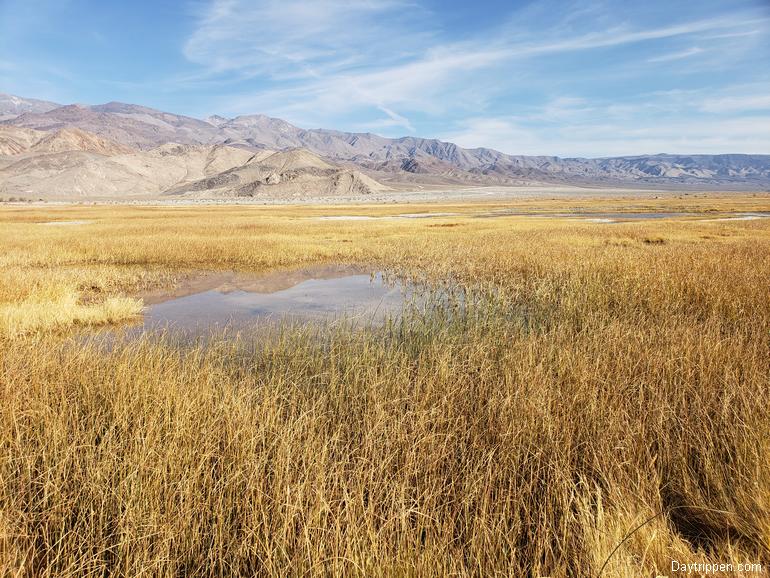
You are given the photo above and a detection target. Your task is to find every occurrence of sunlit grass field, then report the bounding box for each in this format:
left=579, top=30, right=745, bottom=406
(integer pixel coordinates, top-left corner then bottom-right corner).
left=1, top=195, right=769, bottom=576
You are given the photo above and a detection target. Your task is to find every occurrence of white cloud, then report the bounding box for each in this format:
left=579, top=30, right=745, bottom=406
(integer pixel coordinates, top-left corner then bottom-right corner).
left=183, top=0, right=427, bottom=77
left=443, top=109, right=770, bottom=158
left=184, top=1, right=762, bottom=108
left=443, top=117, right=542, bottom=154
left=376, top=106, right=415, bottom=133
left=700, top=93, right=770, bottom=113
left=647, top=46, right=704, bottom=63
left=210, top=12, right=759, bottom=122
left=180, top=0, right=770, bottom=155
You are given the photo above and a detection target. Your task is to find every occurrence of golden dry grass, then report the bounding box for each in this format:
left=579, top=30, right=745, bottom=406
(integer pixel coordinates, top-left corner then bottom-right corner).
left=1, top=196, right=769, bottom=576
left=0, top=286, right=142, bottom=337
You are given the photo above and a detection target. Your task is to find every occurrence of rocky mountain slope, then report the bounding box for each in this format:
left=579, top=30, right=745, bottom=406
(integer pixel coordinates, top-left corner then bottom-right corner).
left=0, top=121, right=387, bottom=199
left=0, top=125, right=133, bottom=157
left=0, top=140, right=256, bottom=198
left=0, top=93, right=60, bottom=121
left=1, top=93, right=769, bottom=192
left=168, top=148, right=390, bottom=198
left=194, top=114, right=770, bottom=188
left=0, top=126, right=46, bottom=155
left=6, top=102, right=221, bottom=149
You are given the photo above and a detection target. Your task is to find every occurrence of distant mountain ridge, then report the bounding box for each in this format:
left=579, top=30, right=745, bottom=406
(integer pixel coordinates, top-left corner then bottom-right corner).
left=0, top=121, right=389, bottom=199
left=1, top=92, right=769, bottom=190
left=0, top=93, right=60, bottom=121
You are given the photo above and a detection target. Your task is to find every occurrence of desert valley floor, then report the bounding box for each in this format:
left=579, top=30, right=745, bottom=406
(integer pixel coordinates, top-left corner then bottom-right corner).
left=1, top=193, right=769, bottom=576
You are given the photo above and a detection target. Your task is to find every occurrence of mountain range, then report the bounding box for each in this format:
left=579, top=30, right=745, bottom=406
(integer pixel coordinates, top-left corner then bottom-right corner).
left=0, top=93, right=59, bottom=121
left=1, top=92, right=769, bottom=199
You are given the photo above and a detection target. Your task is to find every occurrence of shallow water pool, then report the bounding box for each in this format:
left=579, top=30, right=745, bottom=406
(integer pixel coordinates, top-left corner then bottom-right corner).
left=106, top=265, right=420, bottom=340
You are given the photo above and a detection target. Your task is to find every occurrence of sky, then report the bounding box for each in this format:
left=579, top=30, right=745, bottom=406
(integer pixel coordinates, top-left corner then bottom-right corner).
left=1, top=0, right=769, bottom=157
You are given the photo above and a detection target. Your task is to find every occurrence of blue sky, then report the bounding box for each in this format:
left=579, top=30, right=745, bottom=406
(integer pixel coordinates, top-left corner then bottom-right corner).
left=1, top=0, right=769, bottom=156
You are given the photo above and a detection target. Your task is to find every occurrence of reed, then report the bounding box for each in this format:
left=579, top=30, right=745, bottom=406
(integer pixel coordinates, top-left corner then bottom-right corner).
left=1, top=198, right=768, bottom=576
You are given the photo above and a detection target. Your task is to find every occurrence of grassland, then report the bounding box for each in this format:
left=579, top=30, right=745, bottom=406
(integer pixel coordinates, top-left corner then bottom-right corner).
left=1, top=195, right=769, bottom=576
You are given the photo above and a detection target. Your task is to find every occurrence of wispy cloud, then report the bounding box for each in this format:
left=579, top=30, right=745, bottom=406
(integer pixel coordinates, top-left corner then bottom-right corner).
left=183, top=0, right=429, bottom=78
left=443, top=112, right=770, bottom=157
left=441, top=84, right=770, bottom=156
left=647, top=46, right=704, bottom=63
left=177, top=0, right=770, bottom=154
left=700, top=93, right=770, bottom=113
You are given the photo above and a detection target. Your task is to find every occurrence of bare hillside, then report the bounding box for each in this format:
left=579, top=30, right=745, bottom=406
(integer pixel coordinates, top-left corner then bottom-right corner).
left=0, top=124, right=390, bottom=199
left=6, top=103, right=221, bottom=149
left=0, top=137, right=257, bottom=198
left=0, top=93, right=60, bottom=121
left=168, top=148, right=390, bottom=198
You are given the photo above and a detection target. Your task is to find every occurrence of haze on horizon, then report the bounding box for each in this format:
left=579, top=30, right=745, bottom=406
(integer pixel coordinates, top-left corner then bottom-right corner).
left=1, top=0, right=769, bottom=158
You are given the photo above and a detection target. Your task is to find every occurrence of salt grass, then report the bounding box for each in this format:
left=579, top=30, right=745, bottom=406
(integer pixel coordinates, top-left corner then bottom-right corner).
left=38, top=219, right=94, bottom=226
left=316, top=212, right=459, bottom=220
left=1, top=200, right=769, bottom=576
left=0, top=288, right=142, bottom=337
left=701, top=213, right=770, bottom=222
left=317, top=215, right=383, bottom=220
